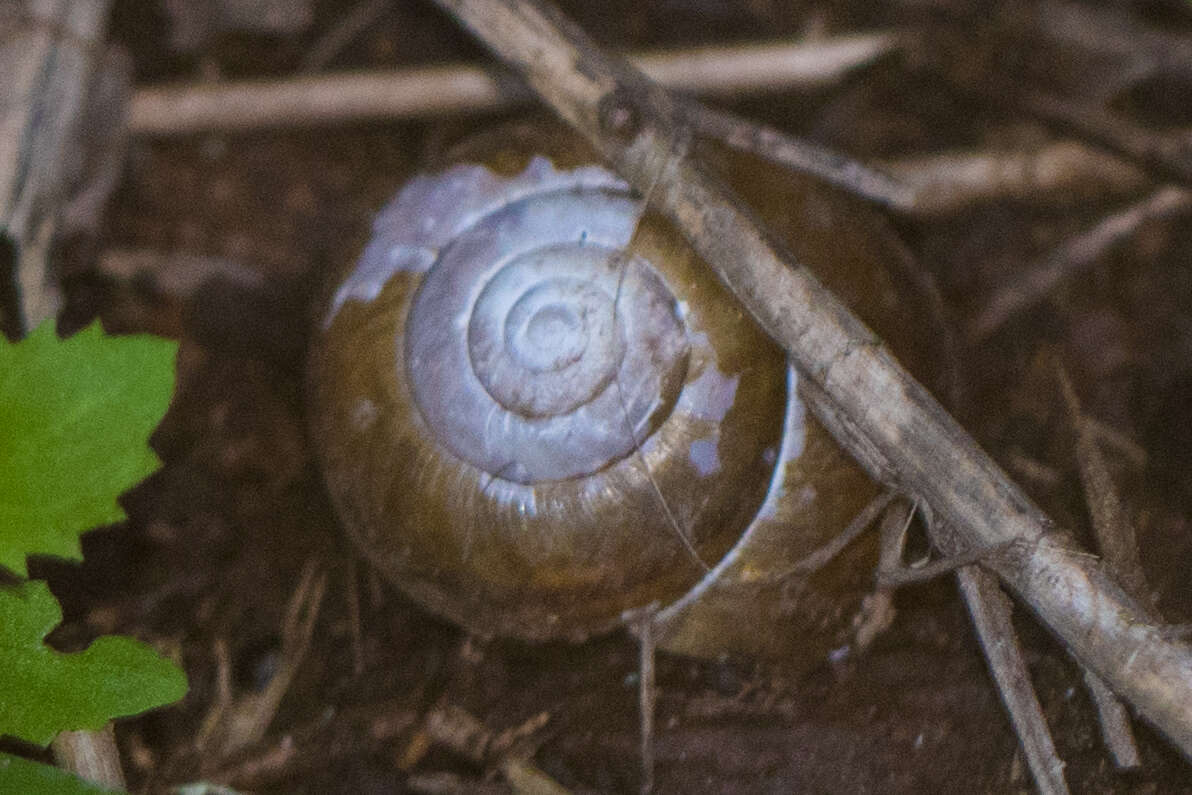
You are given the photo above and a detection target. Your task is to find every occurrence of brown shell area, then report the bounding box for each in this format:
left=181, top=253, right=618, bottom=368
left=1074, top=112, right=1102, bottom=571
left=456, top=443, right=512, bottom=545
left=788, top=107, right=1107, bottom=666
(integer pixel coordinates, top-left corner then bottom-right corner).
left=656, top=140, right=943, bottom=665
left=309, top=120, right=938, bottom=662
left=308, top=135, right=787, bottom=642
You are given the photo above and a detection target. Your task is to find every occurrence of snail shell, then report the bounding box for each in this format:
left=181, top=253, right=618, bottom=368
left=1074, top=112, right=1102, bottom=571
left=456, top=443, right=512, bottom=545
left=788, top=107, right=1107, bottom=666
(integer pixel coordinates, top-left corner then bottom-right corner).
left=309, top=122, right=938, bottom=667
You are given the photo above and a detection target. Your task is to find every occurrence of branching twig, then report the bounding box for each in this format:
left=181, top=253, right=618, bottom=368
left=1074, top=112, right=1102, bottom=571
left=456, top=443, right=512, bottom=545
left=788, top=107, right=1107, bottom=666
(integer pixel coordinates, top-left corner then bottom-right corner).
left=876, top=540, right=1014, bottom=588
left=429, top=0, right=1192, bottom=765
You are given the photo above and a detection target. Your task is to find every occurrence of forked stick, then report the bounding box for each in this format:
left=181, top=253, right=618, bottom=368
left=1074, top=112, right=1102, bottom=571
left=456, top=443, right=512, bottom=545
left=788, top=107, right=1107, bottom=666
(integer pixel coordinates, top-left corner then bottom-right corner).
left=428, top=0, right=1192, bottom=764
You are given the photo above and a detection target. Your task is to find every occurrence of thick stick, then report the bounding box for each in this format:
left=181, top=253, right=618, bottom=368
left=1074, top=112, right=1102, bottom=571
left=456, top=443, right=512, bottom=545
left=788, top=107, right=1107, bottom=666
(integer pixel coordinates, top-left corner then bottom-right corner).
left=429, top=0, right=1192, bottom=761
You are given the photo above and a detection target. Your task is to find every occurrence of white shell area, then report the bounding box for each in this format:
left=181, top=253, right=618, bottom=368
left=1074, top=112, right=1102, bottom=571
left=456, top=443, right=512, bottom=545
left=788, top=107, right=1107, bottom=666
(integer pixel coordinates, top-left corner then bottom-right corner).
left=325, top=157, right=630, bottom=326
left=334, top=158, right=695, bottom=484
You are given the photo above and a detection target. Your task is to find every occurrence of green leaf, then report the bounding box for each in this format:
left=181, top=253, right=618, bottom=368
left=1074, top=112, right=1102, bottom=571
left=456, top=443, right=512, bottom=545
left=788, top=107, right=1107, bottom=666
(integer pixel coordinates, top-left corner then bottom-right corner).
left=0, top=321, right=176, bottom=576
left=0, top=580, right=188, bottom=747
left=0, top=752, right=124, bottom=794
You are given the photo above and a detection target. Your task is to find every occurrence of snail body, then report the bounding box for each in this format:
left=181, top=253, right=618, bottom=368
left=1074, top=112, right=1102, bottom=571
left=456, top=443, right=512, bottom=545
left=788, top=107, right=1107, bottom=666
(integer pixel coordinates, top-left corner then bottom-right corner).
left=309, top=122, right=937, bottom=668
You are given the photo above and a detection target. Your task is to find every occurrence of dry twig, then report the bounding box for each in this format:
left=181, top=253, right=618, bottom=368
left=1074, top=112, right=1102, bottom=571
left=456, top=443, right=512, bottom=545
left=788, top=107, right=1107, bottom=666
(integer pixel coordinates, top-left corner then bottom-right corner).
left=762, top=488, right=897, bottom=582
left=1083, top=671, right=1141, bottom=770
left=1023, top=92, right=1192, bottom=185
left=428, top=0, right=1192, bottom=769
left=0, top=0, right=114, bottom=334
left=1057, top=365, right=1149, bottom=603
left=500, top=757, right=573, bottom=795
left=199, top=698, right=420, bottom=788
left=852, top=500, right=913, bottom=651
left=924, top=0, right=1192, bottom=186
left=967, top=186, right=1192, bottom=342
left=881, top=141, right=1146, bottom=215
left=1057, top=362, right=1150, bottom=768
left=630, top=606, right=659, bottom=794
left=957, top=565, right=1069, bottom=795
left=128, top=34, right=898, bottom=135
left=1002, top=0, right=1192, bottom=78
left=197, top=559, right=328, bottom=761
left=51, top=725, right=126, bottom=790
left=300, top=0, right=392, bottom=73
left=685, top=102, right=910, bottom=208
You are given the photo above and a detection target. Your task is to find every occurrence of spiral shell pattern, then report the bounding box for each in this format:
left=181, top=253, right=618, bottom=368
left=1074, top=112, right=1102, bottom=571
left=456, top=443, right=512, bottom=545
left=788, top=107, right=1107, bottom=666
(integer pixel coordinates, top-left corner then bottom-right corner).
left=312, top=152, right=790, bottom=642
left=404, top=197, right=689, bottom=484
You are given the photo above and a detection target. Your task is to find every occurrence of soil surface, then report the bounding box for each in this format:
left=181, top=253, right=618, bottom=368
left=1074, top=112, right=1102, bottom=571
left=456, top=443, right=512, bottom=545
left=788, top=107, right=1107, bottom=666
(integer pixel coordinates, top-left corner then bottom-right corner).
left=25, top=0, right=1192, bottom=792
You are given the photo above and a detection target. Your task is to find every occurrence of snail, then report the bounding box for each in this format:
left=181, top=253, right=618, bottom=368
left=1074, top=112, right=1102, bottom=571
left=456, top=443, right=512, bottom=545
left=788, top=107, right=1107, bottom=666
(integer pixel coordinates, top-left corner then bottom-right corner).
left=308, top=120, right=940, bottom=670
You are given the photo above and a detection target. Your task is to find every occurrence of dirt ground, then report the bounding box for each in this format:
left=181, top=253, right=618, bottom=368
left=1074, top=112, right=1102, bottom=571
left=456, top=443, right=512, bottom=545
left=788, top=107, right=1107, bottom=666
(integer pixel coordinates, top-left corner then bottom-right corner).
left=25, top=0, right=1192, bottom=792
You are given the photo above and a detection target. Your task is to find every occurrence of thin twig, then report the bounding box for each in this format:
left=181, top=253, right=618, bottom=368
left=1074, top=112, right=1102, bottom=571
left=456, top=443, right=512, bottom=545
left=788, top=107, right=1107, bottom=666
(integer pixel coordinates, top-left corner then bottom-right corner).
left=854, top=500, right=913, bottom=651
left=128, top=34, right=898, bottom=135
left=638, top=613, right=657, bottom=795
left=203, top=699, right=419, bottom=788
left=1085, top=417, right=1147, bottom=470
left=300, top=0, right=391, bottom=73
left=201, top=560, right=327, bottom=761
left=1057, top=364, right=1150, bottom=602
left=956, top=565, right=1069, bottom=795
left=500, top=757, right=573, bottom=795
left=762, top=488, right=897, bottom=581
left=1057, top=362, right=1146, bottom=768
left=877, top=540, right=1014, bottom=587
left=624, top=604, right=660, bottom=794
left=967, top=186, right=1192, bottom=342
left=923, top=0, right=1192, bottom=188
left=880, top=141, right=1146, bottom=215
left=429, top=0, right=1192, bottom=765
left=97, top=248, right=265, bottom=298
left=685, top=102, right=910, bottom=208
left=995, top=0, right=1192, bottom=98
left=420, top=704, right=559, bottom=793
left=1084, top=670, right=1142, bottom=770
left=1017, top=91, right=1192, bottom=189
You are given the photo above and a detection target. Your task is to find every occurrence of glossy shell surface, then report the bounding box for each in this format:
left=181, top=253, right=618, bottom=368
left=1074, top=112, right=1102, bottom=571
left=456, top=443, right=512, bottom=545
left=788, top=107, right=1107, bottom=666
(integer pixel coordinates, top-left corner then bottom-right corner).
left=310, top=123, right=938, bottom=664
left=311, top=137, right=790, bottom=643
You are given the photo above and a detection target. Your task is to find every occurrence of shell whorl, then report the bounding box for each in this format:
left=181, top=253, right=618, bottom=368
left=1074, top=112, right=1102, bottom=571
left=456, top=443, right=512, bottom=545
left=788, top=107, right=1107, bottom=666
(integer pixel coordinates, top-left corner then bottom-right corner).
left=326, top=157, right=697, bottom=483
left=311, top=152, right=791, bottom=642
left=311, top=122, right=942, bottom=663
left=405, top=194, right=690, bottom=484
